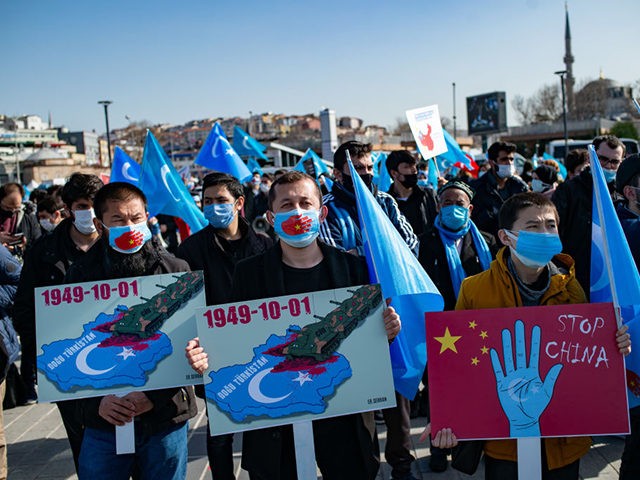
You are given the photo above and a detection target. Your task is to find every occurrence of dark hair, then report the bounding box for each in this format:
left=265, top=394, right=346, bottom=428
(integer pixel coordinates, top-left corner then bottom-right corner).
left=564, top=149, right=589, bottom=174
left=261, top=173, right=275, bottom=182
left=498, top=192, right=559, bottom=230
left=61, top=173, right=103, bottom=207
left=385, top=150, right=416, bottom=173
left=593, top=135, right=626, bottom=157
left=46, top=185, right=62, bottom=196
left=267, top=171, right=322, bottom=210
left=93, top=182, right=147, bottom=220
left=487, top=141, right=517, bottom=161
left=29, top=188, right=48, bottom=204
left=37, top=195, right=64, bottom=215
left=0, top=183, right=24, bottom=200
left=274, top=169, right=288, bottom=177
left=202, top=172, right=244, bottom=200
left=333, top=141, right=373, bottom=171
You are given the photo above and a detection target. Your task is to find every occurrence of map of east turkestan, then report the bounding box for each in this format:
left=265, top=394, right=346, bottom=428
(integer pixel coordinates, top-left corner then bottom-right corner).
left=207, top=326, right=352, bottom=422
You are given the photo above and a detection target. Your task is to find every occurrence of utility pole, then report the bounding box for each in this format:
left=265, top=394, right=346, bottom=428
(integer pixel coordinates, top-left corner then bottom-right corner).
left=452, top=82, right=457, bottom=139
left=98, top=100, right=113, bottom=165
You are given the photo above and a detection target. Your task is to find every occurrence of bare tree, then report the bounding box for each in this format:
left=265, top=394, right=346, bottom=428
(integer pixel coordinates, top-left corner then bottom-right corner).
left=511, top=84, right=562, bottom=125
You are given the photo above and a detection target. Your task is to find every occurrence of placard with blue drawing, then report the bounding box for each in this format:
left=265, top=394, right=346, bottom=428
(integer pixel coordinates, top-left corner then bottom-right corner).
left=36, top=271, right=205, bottom=402
left=196, top=284, right=396, bottom=436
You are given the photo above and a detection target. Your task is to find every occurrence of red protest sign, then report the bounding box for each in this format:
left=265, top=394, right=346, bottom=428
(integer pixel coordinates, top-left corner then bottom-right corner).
left=426, top=303, right=629, bottom=440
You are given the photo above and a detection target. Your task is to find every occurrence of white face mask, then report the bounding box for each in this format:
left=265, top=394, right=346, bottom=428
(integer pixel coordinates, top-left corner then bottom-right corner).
left=39, top=218, right=56, bottom=232
left=73, top=208, right=97, bottom=235
left=496, top=164, right=515, bottom=179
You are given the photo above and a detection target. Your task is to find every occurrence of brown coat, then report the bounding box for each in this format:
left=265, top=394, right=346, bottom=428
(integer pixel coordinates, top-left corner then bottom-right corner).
left=455, top=247, right=591, bottom=470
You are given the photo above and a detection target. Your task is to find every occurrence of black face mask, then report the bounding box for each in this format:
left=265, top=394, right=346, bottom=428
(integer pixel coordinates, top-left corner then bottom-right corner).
left=399, top=174, right=418, bottom=189
left=342, top=173, right=374, bottom=193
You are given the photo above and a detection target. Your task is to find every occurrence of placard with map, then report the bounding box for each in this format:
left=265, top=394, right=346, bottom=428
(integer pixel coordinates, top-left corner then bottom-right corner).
left=196, top=284, right=396, bottom=436
left=36, top=271, right=206, bottom=402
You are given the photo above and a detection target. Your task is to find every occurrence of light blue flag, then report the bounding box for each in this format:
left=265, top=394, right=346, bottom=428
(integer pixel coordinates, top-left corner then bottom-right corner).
left=322, top=175, right=334, bottom=192
left=372, top=152, right=392, bottom=192
left=110, top=146, right=140, bottom=186
left=139, top=131, right=207, bottom=233
left=294, top=148, right=330, bottom=179
left=246, top=157, right=264, bottom=176
left=232, top=125, right=268, bottom=161
left=195, top=123, right=252, bottom=183
left=440, top=129, right=473, bottom=169
left=427, top=158, right=439, bottom=191
left=589, top=145, right=640, bottom=408
left=347, top=153, right=444, bottom=399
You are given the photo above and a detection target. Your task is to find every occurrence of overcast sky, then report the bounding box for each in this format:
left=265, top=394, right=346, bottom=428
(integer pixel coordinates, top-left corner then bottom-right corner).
left=4, top=0, right=639, bottom=134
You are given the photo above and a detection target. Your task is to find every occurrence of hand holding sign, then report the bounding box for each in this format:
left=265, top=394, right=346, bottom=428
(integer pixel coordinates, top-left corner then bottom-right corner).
left=490, top=320, right=563, bottom=437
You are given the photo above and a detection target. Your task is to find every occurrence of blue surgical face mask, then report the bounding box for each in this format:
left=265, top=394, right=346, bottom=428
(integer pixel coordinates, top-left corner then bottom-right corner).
left=496, top=164, right=515, bottom=179
left=531, top=179, right=550, bottom=193
left=439, top=205, right=469, bottom=232
left=105, top=221, right=152, bottom=254
left=273, top=209, right=320, bottom=248
left=203, top=203, right=236, bottom=229
left=603, top=168, right=617, bottom=184
left=505, top=230, right=562, bottom=268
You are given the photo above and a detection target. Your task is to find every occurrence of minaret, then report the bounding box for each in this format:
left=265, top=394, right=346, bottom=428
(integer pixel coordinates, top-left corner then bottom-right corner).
left=564, top=2, right=575, bottom=113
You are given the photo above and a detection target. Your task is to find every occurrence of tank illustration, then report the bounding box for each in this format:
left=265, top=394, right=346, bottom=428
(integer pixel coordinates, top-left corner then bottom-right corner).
left=282, top=284, right=382, bottom=361
left=110, top=272, right=204, bottom=338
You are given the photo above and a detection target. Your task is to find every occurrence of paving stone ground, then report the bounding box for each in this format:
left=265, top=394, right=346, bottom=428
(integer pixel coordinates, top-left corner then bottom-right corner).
left=5, top=398, right=624, bottom=479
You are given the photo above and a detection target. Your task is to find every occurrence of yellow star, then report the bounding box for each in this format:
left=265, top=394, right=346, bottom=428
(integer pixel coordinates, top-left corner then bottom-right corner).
left=129, top=239, right=134, bottom=245
left=480, top=345, right=489, bottom=355
left=294, top=224, right=301, bottom=230
left=471, top=357, right=480, bottom=366
left=434, top=327, right=462, bottom=354
left=480, top=330, right=488, bottom=339
left=468, top=320, right=477, bottom=329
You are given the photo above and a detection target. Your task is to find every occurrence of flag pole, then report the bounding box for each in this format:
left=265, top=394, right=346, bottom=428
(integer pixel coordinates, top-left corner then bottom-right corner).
left=590, top=145, right=623, bottom=328
left=293, top=421, right=317, bottom=479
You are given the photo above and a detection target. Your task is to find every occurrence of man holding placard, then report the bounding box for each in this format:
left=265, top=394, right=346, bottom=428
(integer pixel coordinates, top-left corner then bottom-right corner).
left=449, top=192, right=630, bottom=479
left=66, top=182, right=197, bottom=480
left=187, top=170, right=402, bottom=479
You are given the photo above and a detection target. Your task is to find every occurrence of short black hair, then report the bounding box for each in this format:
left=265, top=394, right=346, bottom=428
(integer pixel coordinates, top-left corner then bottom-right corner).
left=498, top=192, right=559, bottom=231
left=37, top=195, right=64, bottom=214
left=61, top=173, right=103, bottom=207
left=93, top=182, right=147, bottom=220
left=29, top=188, right=48, bottom=204
left=565, top=149, right=589, bottom=174
left=386, top=150, right=416, bottom=173
left=333, top=141, right=373, bottom=171
left=202, top=172, right=244, bottom=200
left=0, top=182, right=24, bottom=200
left=267, top=171, right=322, bottom=210
left=487, top=141, right=517, bottom=161
left=593, top=135, right=626, bottom=157
left=261, top=173, right=275, bottom=182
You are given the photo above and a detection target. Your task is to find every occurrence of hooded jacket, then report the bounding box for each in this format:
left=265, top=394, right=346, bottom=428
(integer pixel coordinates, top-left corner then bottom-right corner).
left=455, top=247, right=591, bottom=470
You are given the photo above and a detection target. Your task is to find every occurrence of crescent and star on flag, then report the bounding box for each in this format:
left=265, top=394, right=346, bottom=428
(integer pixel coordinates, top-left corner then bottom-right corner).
left=433, top=319, right=490, bottom=366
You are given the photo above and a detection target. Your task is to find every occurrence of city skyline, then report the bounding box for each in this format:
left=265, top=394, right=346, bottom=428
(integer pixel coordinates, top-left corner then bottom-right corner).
left=4, top=0, right=639, bottom=135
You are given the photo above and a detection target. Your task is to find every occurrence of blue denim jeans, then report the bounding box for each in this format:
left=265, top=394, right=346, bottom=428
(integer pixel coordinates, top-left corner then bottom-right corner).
left=78, top=421, right=188, bottom=480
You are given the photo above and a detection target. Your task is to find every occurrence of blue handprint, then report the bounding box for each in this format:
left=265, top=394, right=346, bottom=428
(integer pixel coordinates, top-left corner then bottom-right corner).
left=490, top=320, right=563, bottom=437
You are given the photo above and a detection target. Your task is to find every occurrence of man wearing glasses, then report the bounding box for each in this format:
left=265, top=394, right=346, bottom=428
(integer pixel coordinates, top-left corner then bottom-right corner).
left=552, top=135, right=626, bottom=297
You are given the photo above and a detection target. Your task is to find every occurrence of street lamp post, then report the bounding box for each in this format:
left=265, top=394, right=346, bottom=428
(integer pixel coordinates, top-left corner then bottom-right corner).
left=98, top=100, right=113, bottom=165
left=554, top=71, right=568, bottom=161
left=452, top=82, right=457, bottom=139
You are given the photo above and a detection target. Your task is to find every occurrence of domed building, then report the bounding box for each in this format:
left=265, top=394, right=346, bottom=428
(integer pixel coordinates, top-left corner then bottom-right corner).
left=573, top=75, right=637, bottom=121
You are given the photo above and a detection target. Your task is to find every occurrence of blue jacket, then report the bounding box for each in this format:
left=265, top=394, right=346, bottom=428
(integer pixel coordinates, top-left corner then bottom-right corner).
left=319, top=182, right=419, bottom=257
left=0, top=244, right=21, bottom=381
left=616, top=202, right=640, bottom=271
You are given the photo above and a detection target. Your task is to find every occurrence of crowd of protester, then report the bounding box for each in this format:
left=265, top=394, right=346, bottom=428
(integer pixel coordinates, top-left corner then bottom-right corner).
left=0, top=134, right=637, bottom=479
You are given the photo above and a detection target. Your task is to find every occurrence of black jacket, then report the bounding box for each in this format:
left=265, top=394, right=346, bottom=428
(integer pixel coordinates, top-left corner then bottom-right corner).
left=419, top=227, right=497, bottom=310
left=470, top=172, right=529, bottom=239
left=551, top=167, right=616, bottom=297
left=14, top=219, right=90, bottom=366
left=176, top=219, right=272, bottom=306
left=387, top=185, right=438, bottom=237
left=230, top=241, right=379, bottom=479
left=65, top=239, right=197, bottom=435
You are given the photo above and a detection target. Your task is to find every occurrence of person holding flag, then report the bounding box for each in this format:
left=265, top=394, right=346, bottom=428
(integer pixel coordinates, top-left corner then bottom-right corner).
left=386, top=150, right=438, bottom=237
left=186, top=170, right=402, bottom=479
left=452, top=192, right=630, bottom=479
